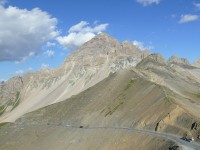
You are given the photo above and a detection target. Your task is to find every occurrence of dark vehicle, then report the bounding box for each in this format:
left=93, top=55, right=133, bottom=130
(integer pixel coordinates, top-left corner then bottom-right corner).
left=79, top=126, right=83, bottom=128
left=180, top=137, right=194, bottom=143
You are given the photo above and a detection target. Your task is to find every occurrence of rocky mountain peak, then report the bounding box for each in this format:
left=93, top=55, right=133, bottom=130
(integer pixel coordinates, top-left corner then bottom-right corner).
left=79, top=33, right=122, bottom=54
left=122, top=40, right=134, bottom=48
left=64, top=33, right=150, bottom=64
left=122, top=41, right=140, bottom=54
left=167, top=55, right=190, bottom=65
left=90, top=33, right=118, bottom=43
left=143, top=53, right=165, bottom=63
left=136, top=53, right=166, bottom=69
left=64, top=33, right=123, bottom=63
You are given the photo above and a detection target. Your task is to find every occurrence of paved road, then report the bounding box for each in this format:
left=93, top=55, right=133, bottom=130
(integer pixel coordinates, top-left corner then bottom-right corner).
left=67, top=125, right=200, bottom=150
left=6, top=123, right=200, bottom=150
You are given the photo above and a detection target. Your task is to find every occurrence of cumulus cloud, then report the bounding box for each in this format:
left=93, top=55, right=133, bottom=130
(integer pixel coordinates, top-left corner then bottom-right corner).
left=44, top=50, right=55, bottom=57
left=57, top=21, right=109, bottom=50
left=133, top=40, right=153, bottom=50
left=41, top=63, right=49, bottom=69
left=57, top=32, right=95, bottom=50
left=179, top=14, right=199, bottom=24
left=15, top=69, right=24, bottom=75
left=0, top=6, right=59, bottom=62
left=136, top=0, right=160, bottom=6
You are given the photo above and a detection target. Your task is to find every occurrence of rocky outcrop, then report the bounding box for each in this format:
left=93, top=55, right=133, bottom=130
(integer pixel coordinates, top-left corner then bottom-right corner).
left=136, top=53, right=166, bottom=70
left=122, top=41, right=140, bottom=54
left=191, top=122, right=200, bottom=130
left=167, top=55, right=190, bottom=66
left=0, top=76, right=23, bottom=115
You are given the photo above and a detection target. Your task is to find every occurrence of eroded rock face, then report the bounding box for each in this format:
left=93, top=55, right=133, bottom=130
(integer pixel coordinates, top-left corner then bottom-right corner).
left=167, top=55, right=190, bottom=65
left=191, top=122, right=200, bottom=130
left=136, top=53, right=166, bottom=70
left=122, top=41, right=140, bottom=54
left=0, top=77, right=23, bottom=115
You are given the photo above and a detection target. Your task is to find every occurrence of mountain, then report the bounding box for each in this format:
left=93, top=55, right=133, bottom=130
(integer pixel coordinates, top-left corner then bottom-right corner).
left=0, top=33, right=149, bottom=123
left=0, top=34, right=200, bottom=150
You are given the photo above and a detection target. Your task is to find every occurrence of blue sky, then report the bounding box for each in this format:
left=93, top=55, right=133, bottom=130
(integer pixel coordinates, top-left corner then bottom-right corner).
left=0, top=0, right=200, bottom=81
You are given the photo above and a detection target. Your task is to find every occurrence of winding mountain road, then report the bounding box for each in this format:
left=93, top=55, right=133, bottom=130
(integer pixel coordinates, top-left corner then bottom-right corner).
left=10, top=123, right=200, bottom=150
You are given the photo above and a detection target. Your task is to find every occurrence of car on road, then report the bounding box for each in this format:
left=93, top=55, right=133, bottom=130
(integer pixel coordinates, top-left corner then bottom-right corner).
left=180, top=137, right=194, bottom=143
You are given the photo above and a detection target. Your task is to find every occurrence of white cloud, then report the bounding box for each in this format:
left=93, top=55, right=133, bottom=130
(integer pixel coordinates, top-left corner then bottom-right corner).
left=57, top=21, right=109, bottom=50
left=136, top=0, right=160, bottom=6
left=41, top=63, right=49, bottom=69
left=0, top=6, right=59, bottom=62
left=68, top=21, right=108, bottom=33
left=46, top=42, right=56, bottom=47
left=194, top=3, right=200, bottom=10
left=133, top=40, right=153, bottom=50
left=15, top=69, right=24, bottom=75
left=179, top=14, right=199, bottom=24
left=57, top=32, right=95, bottom=50
left=44, top=50, right=55, bottom=57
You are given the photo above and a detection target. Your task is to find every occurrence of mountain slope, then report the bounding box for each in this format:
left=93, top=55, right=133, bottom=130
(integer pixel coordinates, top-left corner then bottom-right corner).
left=0, top=67, right=200, bottom=150
left=136, top=54, right=200, bottom=116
